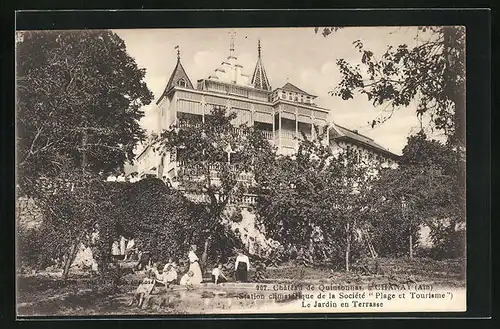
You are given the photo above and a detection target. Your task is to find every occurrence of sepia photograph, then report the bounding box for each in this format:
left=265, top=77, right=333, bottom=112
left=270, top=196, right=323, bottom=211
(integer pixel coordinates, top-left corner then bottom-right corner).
left=15, top=25, right=466, bottom=316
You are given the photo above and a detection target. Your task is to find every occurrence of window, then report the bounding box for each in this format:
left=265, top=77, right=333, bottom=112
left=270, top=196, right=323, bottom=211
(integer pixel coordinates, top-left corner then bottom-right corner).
left=178, top=78, right=187, bottom=87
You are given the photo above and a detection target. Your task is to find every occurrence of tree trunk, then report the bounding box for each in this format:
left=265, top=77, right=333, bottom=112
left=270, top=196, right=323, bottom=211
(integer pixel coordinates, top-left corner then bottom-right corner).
left=443, top=26, right=466, bottom=148
left=308, top=238, right=315, bottom=263
left=409, top=229, right=413, bottom=259
left=345, top=222, right=351, bottom=272
left=62, top=241, right=79, bottom=279
left=81, top=115, right=88, bottom=173
left=201, top=235, right=211, bottom=270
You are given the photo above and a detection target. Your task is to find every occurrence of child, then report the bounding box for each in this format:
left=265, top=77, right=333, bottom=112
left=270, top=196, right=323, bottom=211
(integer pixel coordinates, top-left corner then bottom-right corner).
left=135, top=250, right=151, bottom=271
left=180, top=270, right=194, bottom=287
left=163, top=258, right=173, bottom=270
left=161, top=263, right=178, bottom=286
left=211, top=264, right=228, bottom=284
left=111, top=240, right=122, bottom=261
left=150, top=262, right=163, bottom=281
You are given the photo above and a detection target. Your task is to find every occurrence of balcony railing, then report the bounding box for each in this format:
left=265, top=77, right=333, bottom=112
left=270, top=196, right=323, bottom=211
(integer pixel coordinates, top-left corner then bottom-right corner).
left=174, top=120, right=274, bottom=142
left=260, top=130, right=274, bottom=140
left=279, top=130, right=296, bottom=140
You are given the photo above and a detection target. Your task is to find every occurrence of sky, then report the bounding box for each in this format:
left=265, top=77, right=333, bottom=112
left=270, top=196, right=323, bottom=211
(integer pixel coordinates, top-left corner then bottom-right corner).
left=114, top=27, right=439, bottom=156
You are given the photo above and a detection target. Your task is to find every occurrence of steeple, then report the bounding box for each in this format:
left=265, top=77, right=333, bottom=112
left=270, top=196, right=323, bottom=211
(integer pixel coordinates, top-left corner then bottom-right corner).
left=251, top=39, right=271, bottom=91
left=156, top=45, right=194, bottom=104
left=228, top=31, right=237, bottom=61
left=230, top=32, right=235, bottom=55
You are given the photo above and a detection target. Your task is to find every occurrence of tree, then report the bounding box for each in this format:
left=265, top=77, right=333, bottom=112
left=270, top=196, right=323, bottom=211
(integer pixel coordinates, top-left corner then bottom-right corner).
left=93, top=177, right=200, bottom=279
left=367, top=132, right=464, bottom=259
left=16, top=30, right=153, bottom=195
left=317, top=26, right=465, bottom=258
left=400, top=132, right=464, bottom=258
left=256, top=127, right=375, bottom=271
left=27, top=172, right=119, bottom=279
left=154, top=106, right=274, bottom=268
left=317, top=26, right=465, bottom=147
left=22, top=176, right=200, bottom=280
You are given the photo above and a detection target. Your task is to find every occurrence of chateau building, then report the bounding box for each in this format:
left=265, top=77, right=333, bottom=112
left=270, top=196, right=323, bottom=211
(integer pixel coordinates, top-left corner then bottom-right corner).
left=136, top=38, right=398, bottom=181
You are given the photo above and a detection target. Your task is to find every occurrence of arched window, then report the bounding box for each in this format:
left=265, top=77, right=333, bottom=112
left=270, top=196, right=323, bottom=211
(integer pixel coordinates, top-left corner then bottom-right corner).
left=178, top=78, right=187, bottom=87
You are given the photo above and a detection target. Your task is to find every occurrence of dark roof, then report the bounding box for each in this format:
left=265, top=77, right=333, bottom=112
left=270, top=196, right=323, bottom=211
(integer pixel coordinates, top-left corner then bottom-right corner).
left=330, top=125, right=399, bottom=159
left=280, top=82, right=316, bottom=97
left=157, top=59, right=194, bottom=104
left=251, top=57, right=272, bottom=91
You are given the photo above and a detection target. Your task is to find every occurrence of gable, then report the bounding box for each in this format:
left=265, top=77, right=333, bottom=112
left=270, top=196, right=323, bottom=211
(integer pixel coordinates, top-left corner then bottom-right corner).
left=157, top=60, right=194, bottom=104
left=281, top=82, right=314, bottom=96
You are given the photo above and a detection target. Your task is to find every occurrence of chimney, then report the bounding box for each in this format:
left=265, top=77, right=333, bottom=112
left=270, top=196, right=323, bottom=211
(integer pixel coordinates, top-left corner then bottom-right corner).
left=353, top=129, right=358, bottom=134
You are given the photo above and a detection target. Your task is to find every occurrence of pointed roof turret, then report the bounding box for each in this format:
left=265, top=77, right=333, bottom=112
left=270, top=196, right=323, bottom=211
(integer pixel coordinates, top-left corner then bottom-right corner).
left=208, top=32, right=252, bottom=86
left=157, top=46, right=194, bottom=104
left=251, top=39, right=272, bottom=91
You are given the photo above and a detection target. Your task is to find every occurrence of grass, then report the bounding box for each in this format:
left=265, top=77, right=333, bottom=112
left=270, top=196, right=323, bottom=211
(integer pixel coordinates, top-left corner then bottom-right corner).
left=264, top=257, right=465, bottom=286
left=17, top=257, right=465, bottom=316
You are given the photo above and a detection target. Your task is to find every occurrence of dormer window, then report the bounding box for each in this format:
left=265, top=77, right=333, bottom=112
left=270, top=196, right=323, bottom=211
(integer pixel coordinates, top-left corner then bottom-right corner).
left=178, top=78, right=187, bottom=87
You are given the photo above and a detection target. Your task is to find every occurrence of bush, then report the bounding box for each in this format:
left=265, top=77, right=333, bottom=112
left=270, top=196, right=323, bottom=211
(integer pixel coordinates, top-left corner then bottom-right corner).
left=18, top=228, right=43, bottom=271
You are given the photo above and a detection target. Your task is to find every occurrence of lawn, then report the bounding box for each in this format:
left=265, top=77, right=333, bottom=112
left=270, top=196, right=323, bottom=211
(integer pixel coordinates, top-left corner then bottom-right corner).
left=17, top=257, right=465, bottom=316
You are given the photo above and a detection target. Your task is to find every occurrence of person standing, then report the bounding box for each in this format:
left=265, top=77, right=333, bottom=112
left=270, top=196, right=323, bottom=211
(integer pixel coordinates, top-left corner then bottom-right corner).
left=235, top=250, right=250, bottom=282
left=119, top=235, right=127, bottom=257
left=187, top=245, right=203, bottom=285
left=124, top=238, right=135, bottom=261
left=248, top=237, right=256, bottom=255
left=111, top=240, right=121, bottom=260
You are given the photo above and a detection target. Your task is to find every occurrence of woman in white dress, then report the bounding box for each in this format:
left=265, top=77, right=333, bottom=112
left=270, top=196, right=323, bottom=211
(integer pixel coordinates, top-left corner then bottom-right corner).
left=187, top=245, right=203, bottom=285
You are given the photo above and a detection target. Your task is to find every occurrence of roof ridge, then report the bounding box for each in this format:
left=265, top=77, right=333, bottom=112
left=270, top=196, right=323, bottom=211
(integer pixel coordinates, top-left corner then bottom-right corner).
left=336, top=124, right=374, bottom=141
left=281, top=82, right=315, bottom=97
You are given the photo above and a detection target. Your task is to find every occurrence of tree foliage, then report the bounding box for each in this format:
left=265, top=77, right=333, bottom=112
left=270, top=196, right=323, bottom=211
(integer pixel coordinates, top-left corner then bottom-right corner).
left=368, top=132, right=465, bottom=258
left=18, top=176, right=205, bottom=279
left=256, top=128, right=377, bottom=270
left=316, top=26, right=465, bottom=146
left=16, top=30, right=153, bottom=195
left=154, top=107, right=274, bottom=265
left=314, top=26, right=466, bottom=260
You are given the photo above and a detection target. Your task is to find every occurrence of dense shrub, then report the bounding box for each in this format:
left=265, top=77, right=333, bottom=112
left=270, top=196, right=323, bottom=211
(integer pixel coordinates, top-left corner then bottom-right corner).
left=18, top=176, right=243, bottom=280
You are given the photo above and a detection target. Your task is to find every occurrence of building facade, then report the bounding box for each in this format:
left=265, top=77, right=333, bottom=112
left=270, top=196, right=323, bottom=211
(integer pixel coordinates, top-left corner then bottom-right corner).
left=136, top=39, right=398, bottom=181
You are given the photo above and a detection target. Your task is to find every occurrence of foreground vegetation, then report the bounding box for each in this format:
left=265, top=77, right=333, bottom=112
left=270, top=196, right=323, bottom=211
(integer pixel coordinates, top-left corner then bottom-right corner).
left=17, top=257, right=465, bottom=316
